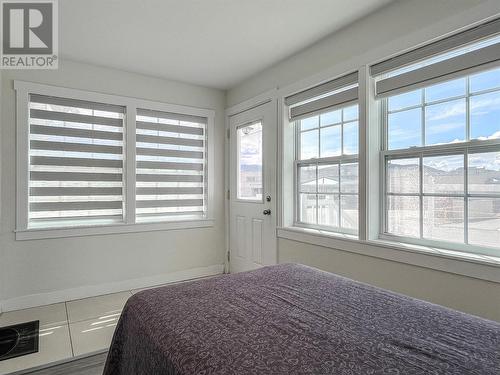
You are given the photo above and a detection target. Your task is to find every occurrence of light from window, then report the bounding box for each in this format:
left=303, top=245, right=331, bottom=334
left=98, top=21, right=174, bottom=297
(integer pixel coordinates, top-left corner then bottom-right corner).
left=296, top=104, right=359, bottom=234
left=383, top=67, right=500, bottom=251
left=237, top=122, right=263, bottom=201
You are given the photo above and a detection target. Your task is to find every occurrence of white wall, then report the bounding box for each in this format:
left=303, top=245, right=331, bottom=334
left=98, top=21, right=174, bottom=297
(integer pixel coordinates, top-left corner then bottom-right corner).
left=227, top=0, right=500, bottom=321
left=0, top=60, right=226, bottom=311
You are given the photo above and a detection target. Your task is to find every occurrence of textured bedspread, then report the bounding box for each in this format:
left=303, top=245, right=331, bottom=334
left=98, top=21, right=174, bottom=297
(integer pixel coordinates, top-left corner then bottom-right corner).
left=103, top=264, right=500, bottom=375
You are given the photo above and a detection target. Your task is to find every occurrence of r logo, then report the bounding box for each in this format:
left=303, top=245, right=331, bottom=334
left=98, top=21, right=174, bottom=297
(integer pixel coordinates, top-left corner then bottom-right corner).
left=2, top=2, right=53, bottom=54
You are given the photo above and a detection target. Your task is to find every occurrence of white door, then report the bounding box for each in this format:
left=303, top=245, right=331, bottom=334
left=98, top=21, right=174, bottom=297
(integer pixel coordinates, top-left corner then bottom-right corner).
left=229, top=101, right=277, bottom=273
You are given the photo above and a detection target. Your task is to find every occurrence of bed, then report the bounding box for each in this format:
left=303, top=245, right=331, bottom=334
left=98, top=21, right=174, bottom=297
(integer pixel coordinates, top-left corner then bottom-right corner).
left=103, top=263, right=500, bottom=374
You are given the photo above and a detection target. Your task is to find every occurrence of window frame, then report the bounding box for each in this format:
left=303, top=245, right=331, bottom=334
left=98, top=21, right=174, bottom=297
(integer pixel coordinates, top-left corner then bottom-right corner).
left=293, top=102, right=359, bottom=235
left=379, top=70, right=500, bottom=258
left=15, top=80, right=215, bottom=240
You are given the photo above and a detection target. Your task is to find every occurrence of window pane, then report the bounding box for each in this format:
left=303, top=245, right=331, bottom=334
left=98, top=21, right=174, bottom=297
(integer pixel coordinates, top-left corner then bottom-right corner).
left=468, top=198, right=500, bottom=248
left=388, top=108, right=421, bottom=149
left=343, top=121, right=358, bottom=155
left=237, top=122, right=262, bottom=200
left=386, top=195, right=420, bottom=237
left=470, top=67, right=500, bottom=93
left=299, top=165, right=316, bottom=193
left=340, top=163, right=358, bottom=193
left=468, top=151, right=500, bottom=194
left=388, top=89, right=422, bottom=111
left=425, top=98, right=466, bottom=145
left=317, top=194, right=339, bottom=227
left=300, top=129, right=318, bottom=159
left=320, top=109, right=341, bottom=126
left=423, top=155, right=464, bottom=194
left=424, top=78, right=466, bottom=103
left=318, top=164, right=339, bottom=193
left=320, top=125, right=341, bottom=157
left=343, top=105, right=358, bottom=122
left=299, top=193, right=316, bottom=224
left=341, top=195, right=358, bottom=231
left=387, top=158, right=420, bottom=194
left=470, top=91, right=500, bottom=140
left=300, top=116, right=318, bottom=131
left=423, top=196, right=464, bottom=243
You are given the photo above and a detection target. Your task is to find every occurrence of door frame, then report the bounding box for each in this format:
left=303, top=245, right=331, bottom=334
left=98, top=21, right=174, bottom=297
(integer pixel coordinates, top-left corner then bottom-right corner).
left=225, top=89, right=278, bottom=273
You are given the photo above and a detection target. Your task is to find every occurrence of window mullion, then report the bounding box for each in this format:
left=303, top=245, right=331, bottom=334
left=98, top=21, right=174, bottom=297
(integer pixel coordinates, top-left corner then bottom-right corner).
left=124, top=105, right=137, bottom=224
left=419, top=154, right=423, bottom=239
left=464, top=149, right=469, bottom=245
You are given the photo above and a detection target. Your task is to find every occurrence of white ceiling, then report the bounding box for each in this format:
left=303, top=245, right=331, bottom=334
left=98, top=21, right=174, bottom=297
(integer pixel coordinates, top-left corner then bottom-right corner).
left=60, top=0, right=393, bottom=90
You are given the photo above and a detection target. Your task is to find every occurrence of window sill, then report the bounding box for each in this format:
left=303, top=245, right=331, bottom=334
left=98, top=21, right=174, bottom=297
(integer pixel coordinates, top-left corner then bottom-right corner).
left=15, top=219, right=215, bottom=240
left=277, top=226, right=500, bottom=283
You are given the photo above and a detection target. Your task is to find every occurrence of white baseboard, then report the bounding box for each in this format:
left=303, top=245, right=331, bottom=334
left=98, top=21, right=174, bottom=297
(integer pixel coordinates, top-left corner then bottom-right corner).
left=0, top=264, right=224, bottom=313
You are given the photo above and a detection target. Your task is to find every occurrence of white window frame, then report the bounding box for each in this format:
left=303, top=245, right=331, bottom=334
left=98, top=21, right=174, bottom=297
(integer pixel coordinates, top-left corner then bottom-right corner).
left=379, top=67, right=500, bottom=258
left=293, top=103, right=359, bottom=235
left=15, top=80, right=215, bottom=240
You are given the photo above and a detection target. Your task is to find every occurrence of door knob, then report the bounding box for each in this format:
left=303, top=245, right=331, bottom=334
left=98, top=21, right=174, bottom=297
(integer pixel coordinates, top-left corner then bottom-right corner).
left=263, top=209, right=271, bottom=215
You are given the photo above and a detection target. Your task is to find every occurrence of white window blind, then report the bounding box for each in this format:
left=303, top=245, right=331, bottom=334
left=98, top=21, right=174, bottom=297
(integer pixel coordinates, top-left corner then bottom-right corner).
left=135, top=108, right=207, bottom=222
left=373, top=19, right=500, bottom=98
left=28, top=94, right=125, bottom=227
left=285, top=72, right=358, bottom=121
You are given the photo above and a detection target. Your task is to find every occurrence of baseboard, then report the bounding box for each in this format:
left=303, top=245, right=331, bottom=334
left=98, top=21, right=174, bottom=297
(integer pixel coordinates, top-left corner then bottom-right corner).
left=0, top=264, right=224, bottom=313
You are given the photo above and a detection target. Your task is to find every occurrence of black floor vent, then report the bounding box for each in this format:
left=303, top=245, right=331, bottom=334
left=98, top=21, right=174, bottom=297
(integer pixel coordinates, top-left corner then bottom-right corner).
left=0, top=320, right=39, bottom=361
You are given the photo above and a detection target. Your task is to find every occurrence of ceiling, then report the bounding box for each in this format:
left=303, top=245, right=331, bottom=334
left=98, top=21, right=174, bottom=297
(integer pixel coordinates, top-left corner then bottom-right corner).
left=60, top=0, right=393, bottom=90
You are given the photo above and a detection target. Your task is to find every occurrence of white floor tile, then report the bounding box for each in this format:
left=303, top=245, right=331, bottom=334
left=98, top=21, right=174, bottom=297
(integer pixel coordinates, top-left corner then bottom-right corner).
left=69, top=316, right=119, bottom=357
left=66, top=292, right=132, bottom=323
left=0, top=323, right=72, bottom=375
left=0, top=303, right=67, bottom=328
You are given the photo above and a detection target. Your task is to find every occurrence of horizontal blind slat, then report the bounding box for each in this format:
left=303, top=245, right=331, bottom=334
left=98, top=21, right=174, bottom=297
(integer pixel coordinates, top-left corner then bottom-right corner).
left=31, top=156, right=122, bottom=168
left=30, top=109, right=123, bottom=127
left=30, top=201, right=122, bottom=212
left=31, top=140, right=123, bottom=154
left=137, top=109, right=207, bottom=124
left=30, top=94, right=125, bottom=113
left=30, top=124, right=123, bottom=140
left=137, top=161, right=203, bottom=171
left=136, top=199, right=203, bottom=208
left=31, top=171, right=122, bottom=181
left=136, top=174, right=203, bottom=182
left=136, top=121, right=203, bottom=135
left=135, top=211, right=204, bottom=218
left=136, top=147, right=204, bottom=159
left=30, top=187, right=122, bottom=196
left=136, top=187, right=203, bottom=195
left=136, top=134, right=203, bottom=147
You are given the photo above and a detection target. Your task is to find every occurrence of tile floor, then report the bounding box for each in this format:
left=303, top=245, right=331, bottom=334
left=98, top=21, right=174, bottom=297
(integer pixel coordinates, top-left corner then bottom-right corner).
left=0, top=283, right=171, bottom=375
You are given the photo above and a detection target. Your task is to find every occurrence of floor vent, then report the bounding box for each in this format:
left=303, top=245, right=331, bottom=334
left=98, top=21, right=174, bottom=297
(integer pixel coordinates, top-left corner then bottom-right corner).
left=0, top=320, right=39, bottom=361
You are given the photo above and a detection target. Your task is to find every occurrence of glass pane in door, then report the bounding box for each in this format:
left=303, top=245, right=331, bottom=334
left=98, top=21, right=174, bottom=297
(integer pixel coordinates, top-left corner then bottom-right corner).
left=237, top=121, right=263, bottom=200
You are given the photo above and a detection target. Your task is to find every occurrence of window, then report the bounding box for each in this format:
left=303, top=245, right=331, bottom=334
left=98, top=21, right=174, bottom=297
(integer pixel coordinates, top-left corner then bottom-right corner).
left=28, top=94, right=125, bottom=228
left=237, top=121, right=263, bottom=201
left=287, top=72, right=359, bottom=235
left=379, top=49, right=500, bottom=255
left=15, top=82, right=214, bottom=238
left=135, top=109, right=207, bottom=222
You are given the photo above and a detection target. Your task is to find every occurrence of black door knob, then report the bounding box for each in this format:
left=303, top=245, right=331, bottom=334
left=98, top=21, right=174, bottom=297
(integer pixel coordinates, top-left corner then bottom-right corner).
left=263, top=209, right=271, bottom=215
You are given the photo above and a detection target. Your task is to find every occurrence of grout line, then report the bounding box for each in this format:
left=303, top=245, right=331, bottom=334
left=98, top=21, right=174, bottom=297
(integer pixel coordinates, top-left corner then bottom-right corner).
left=65, top=302, right=75, bottom=358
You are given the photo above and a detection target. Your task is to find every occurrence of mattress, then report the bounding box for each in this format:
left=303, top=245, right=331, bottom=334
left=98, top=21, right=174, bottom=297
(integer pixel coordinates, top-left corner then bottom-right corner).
left=103, top=263, right=500, bottom=374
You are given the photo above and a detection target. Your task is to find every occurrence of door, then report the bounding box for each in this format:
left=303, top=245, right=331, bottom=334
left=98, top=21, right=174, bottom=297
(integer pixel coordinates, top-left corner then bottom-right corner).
left=229, top=101, right=277, bottom=273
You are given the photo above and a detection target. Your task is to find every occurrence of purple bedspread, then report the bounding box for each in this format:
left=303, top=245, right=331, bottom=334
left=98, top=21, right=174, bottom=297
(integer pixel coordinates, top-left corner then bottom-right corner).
left=103, top=264, right=500, bottom=375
